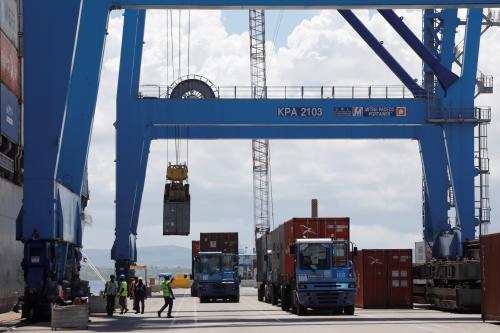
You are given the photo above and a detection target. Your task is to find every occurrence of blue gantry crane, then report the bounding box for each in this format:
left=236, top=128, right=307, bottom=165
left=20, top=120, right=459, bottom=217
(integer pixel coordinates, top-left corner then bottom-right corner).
left=20, top=0, right=497, bottom=318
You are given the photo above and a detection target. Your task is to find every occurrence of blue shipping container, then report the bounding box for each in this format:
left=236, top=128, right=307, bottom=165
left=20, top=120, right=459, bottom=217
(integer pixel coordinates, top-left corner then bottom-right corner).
left=0, top=83, right=20, bottom=144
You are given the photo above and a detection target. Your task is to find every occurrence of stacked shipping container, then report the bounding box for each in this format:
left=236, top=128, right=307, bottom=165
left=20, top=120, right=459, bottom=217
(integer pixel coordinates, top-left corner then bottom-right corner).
left=0, top=0, right=22, bottom=180
left=355, top=249, right=413, bottom=308
left=0, top=0, right=24, bottom=314
left=200, top=232, right=238, bottom=254
left=480, top=232, right=500, bottom=321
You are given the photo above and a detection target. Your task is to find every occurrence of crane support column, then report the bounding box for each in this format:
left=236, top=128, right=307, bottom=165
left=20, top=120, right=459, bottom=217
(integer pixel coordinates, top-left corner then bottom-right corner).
left=113, top=10, right=150, bottom=277
left=419, top=128, right=449, bottom=245
left=21, top=0, right=106, bottom=319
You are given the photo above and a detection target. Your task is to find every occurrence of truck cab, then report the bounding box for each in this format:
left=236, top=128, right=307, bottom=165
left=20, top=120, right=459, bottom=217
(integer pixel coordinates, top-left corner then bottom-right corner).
left=196, top=252, right=240, bottom=303
left=293, top=238, right=356, bottom=315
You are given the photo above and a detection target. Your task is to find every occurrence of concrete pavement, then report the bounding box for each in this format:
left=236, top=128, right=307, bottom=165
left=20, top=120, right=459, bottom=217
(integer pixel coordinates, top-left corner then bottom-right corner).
left=7, top=287, right=500, bottom=332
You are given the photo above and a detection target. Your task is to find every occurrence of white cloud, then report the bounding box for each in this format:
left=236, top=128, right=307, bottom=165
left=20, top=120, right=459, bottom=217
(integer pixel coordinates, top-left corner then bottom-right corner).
left=84, top=9, right=500, bottom=254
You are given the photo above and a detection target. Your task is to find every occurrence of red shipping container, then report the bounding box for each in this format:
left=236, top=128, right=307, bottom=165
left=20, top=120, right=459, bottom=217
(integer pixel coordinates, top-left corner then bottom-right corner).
left=200, top=232, right=238, bottom=254
left=355, top=249, right=413, bottom=308
left=480, top=232, right=500, bottom=321
left=271, top=217, right=350, bottom=284
left=0, top=31, right=20, bottom=98
left=192, top=240, right=200, bottom=260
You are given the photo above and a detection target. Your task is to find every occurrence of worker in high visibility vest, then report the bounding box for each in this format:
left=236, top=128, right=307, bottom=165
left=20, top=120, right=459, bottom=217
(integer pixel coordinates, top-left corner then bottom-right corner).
left=157, top=276, right=175, bottom=318
left=118, top=274, right=129, bottom=314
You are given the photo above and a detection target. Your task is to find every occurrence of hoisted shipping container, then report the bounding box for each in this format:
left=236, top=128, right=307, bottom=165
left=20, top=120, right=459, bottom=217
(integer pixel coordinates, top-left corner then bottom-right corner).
left=1, top=83, right=20, bottom=144
left=0, top=31, right=20, bottom=98
left=480, top=232, right=500, bottom=321
left=0, top=0, right=18, bottom=48
left=163, top=164, right=190, bottom=235
left=200, top=232, right=238, bottom=254
left=355, top=249, right=413, bottom=308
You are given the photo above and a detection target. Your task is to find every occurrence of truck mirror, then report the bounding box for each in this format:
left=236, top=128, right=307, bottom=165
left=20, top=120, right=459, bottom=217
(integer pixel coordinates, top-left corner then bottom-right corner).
left=353, top=247, right=358, bottom=256
left=189, top=274, right=193, bottom=280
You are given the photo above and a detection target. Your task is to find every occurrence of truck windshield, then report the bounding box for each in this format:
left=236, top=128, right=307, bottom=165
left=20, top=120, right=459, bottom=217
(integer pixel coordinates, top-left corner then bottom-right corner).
left=332, top=242, right=348, bottom=267
left=221, top=255, right=235, bottom=272
left=200, top=254, right=221, bottom=274
left=299, top=243, right=330, bottom=270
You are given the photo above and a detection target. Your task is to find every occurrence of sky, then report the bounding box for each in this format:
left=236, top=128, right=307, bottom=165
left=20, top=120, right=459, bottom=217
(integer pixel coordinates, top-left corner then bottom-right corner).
left=83, top=9, right=500, bottom=254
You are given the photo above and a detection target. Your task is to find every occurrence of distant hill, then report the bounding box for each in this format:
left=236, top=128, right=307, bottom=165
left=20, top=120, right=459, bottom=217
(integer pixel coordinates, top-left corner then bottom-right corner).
left=82, top=245, right=191, bottom=268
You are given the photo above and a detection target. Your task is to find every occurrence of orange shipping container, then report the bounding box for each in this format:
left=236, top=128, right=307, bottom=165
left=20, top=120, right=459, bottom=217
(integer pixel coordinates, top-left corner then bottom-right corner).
left=0, top=31, right=20, bottom=98
left=355, top=249, right=413, bottom=308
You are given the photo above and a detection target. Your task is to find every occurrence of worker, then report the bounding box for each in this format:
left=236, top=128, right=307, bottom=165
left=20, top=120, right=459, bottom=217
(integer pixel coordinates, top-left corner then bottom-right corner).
left=54, top=280, right=66, bottom=306
left=135, top=277, right=147, bottom=314
left=130, top=276, right=138, bottom=312
left=157, top=276, right=175, bottom=318
left=118, top=274, right=129, bottom=314
left=104, top=274, right=118, bottom=316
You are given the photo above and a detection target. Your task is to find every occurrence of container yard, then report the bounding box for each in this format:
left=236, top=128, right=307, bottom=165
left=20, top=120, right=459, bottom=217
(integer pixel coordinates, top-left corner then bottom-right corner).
left=1, top=0, right=500, bottom=332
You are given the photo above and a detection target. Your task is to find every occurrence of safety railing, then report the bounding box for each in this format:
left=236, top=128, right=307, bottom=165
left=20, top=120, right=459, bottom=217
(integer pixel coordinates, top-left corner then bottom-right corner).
left=427, top=106, right=491, bottom=123
left=139, top=84, right=417, bottom=99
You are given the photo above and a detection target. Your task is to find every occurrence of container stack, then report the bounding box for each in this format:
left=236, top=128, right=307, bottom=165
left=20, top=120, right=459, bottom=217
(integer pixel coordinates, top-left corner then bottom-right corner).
left=200, top=232, right=238, bottom=253
left=0, top=0, right=22, bottom=183
left=355, top=249, right=413, bottom=308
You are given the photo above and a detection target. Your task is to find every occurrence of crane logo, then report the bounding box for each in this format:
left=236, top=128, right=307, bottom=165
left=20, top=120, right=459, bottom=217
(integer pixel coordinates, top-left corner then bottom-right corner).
left=368, top=256, right=383, bottom=265
left=301, top=225, right=317, bottom=238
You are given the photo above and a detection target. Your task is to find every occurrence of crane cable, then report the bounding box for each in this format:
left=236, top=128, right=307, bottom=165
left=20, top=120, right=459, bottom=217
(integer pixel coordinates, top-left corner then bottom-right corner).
left=188, top=10, right=191, bottom=75
left=272, top=11, right=284, bottom=47
left=164, top=10, right=191, bottom=168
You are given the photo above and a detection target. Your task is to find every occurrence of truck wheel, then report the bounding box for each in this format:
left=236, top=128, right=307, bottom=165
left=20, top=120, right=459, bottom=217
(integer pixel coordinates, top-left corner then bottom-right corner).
left=280, top=287, right=290, bottom=311
left=293, top=290, right=306, bottom=316
left=332, top=308, right=343, bottom=315
left=296, top=302, right=306, bottom=316
left=200, top=297, right=208, bottom=303
left=271, top=287, right=278, bottom=305
left=343, top=305, right=355, bottom=315
left=258, top=285, right=264, bottom=302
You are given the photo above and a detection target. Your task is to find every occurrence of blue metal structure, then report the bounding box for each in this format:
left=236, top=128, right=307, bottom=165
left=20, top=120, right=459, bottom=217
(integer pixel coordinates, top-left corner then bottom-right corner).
left=21, top=0, right=496, bottom=318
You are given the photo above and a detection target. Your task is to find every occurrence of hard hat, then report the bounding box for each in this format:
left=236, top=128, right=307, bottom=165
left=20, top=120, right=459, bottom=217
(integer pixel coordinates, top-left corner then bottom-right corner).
left=110, top=274, right=115, bottom=279
left=119, top=274, right=125, bottom=279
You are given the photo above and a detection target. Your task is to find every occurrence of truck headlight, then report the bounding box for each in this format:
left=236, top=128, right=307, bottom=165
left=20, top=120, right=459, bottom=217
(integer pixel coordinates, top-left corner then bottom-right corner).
left=348, top=283, right=356, bottom=288
left=299, top=284, right=307, bottom=289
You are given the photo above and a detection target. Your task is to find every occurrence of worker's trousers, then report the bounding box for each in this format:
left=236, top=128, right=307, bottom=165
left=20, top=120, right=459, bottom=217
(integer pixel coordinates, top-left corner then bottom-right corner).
left=119, top=296, right=128, bottom=313
left=106, top=295, right=116, bottom=316
left=159, top=297, right=173, bottom=316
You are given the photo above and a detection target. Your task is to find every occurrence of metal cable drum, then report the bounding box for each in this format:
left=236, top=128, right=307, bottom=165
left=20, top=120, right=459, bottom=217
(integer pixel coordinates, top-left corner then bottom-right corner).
left=169, top=75, right=217, bottom=99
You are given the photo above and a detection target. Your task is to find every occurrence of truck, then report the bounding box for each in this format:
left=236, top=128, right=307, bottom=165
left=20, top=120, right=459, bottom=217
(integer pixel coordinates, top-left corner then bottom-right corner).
left=266, top=217, right=356, bottom=315
left=256, top=232, right=273, bottom=303
left=191, top=240, right=200, bottom=297
left=193, top=233, right=240, bottom=302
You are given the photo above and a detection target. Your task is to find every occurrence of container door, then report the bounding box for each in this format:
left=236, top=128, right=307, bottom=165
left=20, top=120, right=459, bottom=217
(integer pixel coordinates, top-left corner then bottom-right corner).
left=363, top=250, right=388, bottom=307
left=387, top=250, right=412, bottom=307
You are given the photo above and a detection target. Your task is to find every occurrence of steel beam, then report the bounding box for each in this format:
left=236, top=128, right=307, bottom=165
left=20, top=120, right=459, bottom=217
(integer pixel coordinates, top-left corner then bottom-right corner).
left=110, top=0, right=500, bottom=9
left=378, top=9, right=459, bottom=91
left=338, top=10, right=427, bottom=98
